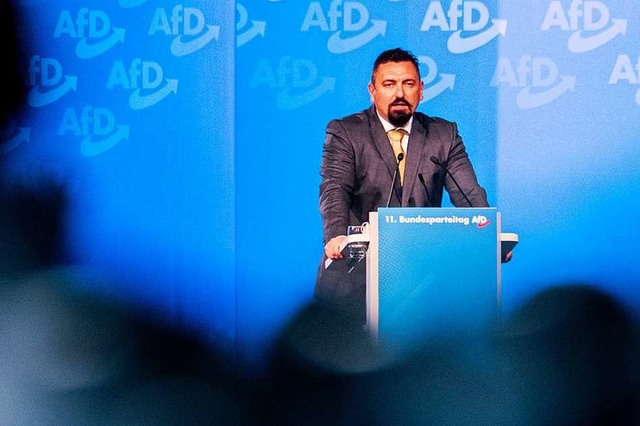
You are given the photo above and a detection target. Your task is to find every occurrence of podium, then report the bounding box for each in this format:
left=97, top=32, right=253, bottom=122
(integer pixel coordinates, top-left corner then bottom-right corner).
left=329, top=207, right=518, bottom=355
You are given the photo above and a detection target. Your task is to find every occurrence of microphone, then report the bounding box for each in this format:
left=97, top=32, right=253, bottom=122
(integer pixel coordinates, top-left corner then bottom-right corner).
left=430, top=156, right=474, bottom=207
left=417, top=173, right=433, bottom=207
left=386, top=152, right=404, bottom=207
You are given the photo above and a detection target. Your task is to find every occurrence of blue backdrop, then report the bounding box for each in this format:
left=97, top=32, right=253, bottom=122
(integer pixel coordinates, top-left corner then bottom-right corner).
left=3, top=0, right=639, bottom=371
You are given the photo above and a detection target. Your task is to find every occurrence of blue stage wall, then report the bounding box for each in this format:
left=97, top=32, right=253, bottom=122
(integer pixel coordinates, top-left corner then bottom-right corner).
left=3, top=0, right=638, bottom=369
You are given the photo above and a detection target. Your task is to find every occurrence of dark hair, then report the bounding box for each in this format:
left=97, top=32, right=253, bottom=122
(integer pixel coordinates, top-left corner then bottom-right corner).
left=371, top=48, right=420, bottom=84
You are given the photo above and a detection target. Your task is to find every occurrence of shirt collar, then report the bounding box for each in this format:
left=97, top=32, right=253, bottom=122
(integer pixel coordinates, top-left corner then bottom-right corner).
left=376, top=109, right=413, bottom=134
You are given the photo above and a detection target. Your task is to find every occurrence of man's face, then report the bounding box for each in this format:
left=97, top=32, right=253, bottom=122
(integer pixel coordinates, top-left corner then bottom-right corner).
left=368, top=61, right=423, bottom=127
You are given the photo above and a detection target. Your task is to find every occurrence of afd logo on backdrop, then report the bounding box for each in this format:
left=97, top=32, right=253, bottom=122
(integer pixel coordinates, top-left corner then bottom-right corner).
left=54, top=9, right=125, bottom=59
left=301, top=1, right=386, bottom=54
left=491, top=56, right=576, bottom=109
left=541, top=0, right=627, bottom=53
left=237, top=3, right=266, bottom=47
left=250, top=57, right=335, bottom=109
left=419, top=0, right=507, bottom=54
left=27, top=56, right=77, bottom=107
left=608, top=55, right=640, bottom=106
left=149, top=6, right=220, bottom=57
left=58, top=106, right=130, bottom=157
left=107, top=59, right=179, bottom=110
left=418, top=56, right=455, bottom=102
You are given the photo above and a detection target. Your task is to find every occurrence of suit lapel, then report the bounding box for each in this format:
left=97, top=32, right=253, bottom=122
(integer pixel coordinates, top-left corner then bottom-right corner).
left=402, top=115, right=429, bottom=206
left=366, top=106, right=398, bottom=179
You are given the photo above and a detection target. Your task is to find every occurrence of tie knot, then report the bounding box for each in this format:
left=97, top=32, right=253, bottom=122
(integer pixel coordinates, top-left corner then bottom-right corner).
left=387, top=129, right=407, bottom=142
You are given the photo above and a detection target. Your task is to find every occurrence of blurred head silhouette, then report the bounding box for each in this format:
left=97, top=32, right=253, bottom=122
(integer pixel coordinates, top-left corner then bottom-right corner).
left=496, top=284, right=640, bottom=425
left=0, top=0, right=28, bottom=132
left=0, top=0, right=69, bottom=272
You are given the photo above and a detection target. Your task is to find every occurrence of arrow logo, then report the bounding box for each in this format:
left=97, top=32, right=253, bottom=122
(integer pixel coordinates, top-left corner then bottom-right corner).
left=1, top=127, right=30, bottom=155
left=477, top=219, right=490, bottom=228
left=327, top=19, right=386, bottom=54
left=276, top=77, right=335, bottom=110
left=129, top=79, right=178, bottom=110
left=170, top=25, right=220, bottom=56
left=516, top=75, right=575, bottom=109
left=237, top=20, right=266, bottom=47
left=76, top=28, right=126, bottom=59
left=28, top=75, right=78, bottom=107
left=567, top=19, right=627, bottom=53
left=422, top=74, right=455, bottom=102
left=80, top=125, right=130, bottom=157
left=447, top=19, right=507, bottom=54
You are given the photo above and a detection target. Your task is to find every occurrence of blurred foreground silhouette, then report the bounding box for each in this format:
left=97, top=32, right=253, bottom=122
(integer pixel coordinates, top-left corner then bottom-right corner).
left=266, top=284, right=640, bottom=425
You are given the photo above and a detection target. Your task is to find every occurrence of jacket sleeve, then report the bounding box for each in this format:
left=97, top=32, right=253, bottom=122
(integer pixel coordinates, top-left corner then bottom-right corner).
left=319, top=120, right=355, bottom=243
left=444, top=122, right=489, bottom=208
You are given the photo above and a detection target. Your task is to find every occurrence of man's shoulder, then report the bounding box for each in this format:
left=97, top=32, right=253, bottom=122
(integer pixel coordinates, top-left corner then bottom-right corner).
left=327, top=108, right=372, bottom=131
left=332, top=108, right=371, bottom=124
left=413, top=111, right=454, bottom=128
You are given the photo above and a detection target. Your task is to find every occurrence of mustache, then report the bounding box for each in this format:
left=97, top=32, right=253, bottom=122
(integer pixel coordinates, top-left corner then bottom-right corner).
left=390, top=99, right=410, bottom=106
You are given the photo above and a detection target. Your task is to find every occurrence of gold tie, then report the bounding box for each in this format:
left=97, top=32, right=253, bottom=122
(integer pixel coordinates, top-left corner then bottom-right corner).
left=387, top=129, right=407, bottom=185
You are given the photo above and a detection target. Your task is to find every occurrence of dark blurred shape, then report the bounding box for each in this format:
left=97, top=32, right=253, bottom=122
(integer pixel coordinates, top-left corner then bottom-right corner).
left=0, top=0, right=52, bottom=273
left=0, top=183, right=69, bottom=271
left=264, top=284, right=640, bottom=426
left=264, top=300, right=387, bottom=425
left=0, top=270, right=252, bottom=425
left=0, top=0, right=28, bottom=131
left=265, top=299, right=513, bottom=426
left=104, top=303, right=251, bottom=426
left=271, top=299, right=388, bottom=374
left=358, top=338, right=512, bottom=426
left=495, top=284, right=640, bottom=425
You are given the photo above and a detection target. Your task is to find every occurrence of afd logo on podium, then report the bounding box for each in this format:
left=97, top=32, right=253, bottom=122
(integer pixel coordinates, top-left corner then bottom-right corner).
left=472, top=215, right=490, bottom=228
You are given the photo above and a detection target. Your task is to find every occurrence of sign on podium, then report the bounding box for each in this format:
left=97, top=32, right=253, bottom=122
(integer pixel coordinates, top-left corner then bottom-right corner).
left=365, top=207, right=516, bottom=354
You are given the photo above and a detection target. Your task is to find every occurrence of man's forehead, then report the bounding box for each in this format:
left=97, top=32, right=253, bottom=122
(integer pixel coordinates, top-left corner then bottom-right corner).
left=374, top=61, right=419, bottom=80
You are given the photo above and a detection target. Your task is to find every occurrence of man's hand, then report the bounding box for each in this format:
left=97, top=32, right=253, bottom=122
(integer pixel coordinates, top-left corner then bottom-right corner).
left=324, top=235, right=347, bottom=259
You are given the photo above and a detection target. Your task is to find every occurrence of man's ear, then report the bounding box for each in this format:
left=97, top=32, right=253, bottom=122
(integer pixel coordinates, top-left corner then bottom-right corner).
left=367, top=83, right=375, bottom=102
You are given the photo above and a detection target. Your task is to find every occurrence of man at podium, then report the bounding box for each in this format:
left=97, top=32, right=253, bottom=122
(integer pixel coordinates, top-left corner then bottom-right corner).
left=315, top=48, right=489, bottom=323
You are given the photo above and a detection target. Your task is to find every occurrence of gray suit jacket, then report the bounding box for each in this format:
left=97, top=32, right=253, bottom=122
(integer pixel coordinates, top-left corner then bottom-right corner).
left=319, top=105, right=488, bottom=243
left=314, top=106, right=489, bottom=317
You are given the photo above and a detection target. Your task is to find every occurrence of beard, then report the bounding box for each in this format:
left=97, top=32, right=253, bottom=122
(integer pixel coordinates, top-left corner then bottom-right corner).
left=387, top=101, right=412, bottom=127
